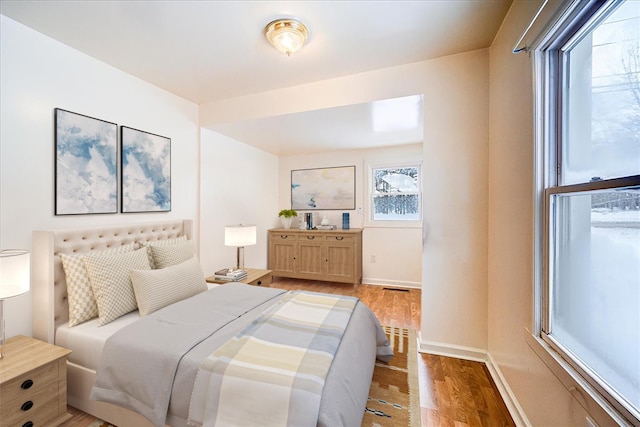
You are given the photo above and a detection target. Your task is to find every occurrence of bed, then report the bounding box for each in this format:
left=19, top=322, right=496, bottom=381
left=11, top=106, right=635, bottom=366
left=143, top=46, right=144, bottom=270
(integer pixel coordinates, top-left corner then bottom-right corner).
left=32, top=219, right=392, bottom=427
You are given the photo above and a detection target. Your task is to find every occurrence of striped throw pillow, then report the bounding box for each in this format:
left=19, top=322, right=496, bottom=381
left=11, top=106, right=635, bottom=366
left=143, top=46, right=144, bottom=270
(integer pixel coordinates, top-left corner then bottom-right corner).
left=130, top=256, right=207, bottom=316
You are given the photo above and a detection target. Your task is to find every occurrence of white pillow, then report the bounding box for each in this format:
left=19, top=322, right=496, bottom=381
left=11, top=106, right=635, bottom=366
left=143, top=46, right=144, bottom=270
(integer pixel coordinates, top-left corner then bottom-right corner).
left=130, top=256, right=207, bottom=317
left=83, top=247, right=151, bottom=326
left=149, top=240, right=195, bottom=269
left=141, top=236, right=188, bottom=268
left=60, top=243, right=136, bottom=326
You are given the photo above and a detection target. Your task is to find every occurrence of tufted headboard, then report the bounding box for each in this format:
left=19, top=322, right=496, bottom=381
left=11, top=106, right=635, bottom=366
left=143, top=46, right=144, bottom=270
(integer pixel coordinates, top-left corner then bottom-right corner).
left=32, top=219, right=193, bottom=344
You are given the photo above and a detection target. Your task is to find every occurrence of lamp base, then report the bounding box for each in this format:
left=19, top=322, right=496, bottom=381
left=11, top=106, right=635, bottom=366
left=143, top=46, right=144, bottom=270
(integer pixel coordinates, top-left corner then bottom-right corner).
left=236, top=246, right=245, bottom=270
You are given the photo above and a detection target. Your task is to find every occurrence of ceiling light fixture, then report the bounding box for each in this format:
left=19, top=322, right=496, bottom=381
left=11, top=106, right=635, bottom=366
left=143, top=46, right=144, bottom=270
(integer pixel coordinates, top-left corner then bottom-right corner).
left=264, top=18, right=309, bottom=56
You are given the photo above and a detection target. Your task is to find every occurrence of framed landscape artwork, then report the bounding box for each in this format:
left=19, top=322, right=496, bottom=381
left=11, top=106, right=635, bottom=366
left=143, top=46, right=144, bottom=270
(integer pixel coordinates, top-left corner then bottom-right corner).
left=55, top=108, right=118, bottom=215
left=291, top=165, right=356, bottom=210
left=121, top=126, right=171, bottom=213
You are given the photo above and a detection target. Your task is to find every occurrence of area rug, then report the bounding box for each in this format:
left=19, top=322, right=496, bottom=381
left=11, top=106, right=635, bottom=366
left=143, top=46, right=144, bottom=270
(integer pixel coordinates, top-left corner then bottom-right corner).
left=362, top=325, right=420, bottom=427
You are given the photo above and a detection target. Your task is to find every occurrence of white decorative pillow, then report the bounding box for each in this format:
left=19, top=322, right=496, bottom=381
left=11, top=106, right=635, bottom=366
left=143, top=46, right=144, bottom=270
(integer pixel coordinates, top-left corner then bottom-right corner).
left=60, top=243, right=136, bottom=327
left=141, top=236, right=188, bottom=268
left=83, top=247, right=151, bottom=326
left=149, top=240, right=195, bottom=269
left=130, top=256, right=207, bottom=316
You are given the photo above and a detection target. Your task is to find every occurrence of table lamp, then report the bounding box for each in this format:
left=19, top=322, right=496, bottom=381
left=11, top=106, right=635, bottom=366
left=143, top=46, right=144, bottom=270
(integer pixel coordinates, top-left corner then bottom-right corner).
left=224, top=225, right=256, bottom=271
left=0, top=249, right=30, bottom=359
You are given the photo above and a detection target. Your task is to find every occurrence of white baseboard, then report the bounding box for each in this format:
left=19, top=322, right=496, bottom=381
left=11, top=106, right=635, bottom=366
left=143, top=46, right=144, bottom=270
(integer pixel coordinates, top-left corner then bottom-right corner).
left=417, top=331, right=487, bottom=362
left=485, top=353, right=531, bottom=427
left=417, top=332, right=530, bottom=426
left=362, top=278, right=422, bottom=289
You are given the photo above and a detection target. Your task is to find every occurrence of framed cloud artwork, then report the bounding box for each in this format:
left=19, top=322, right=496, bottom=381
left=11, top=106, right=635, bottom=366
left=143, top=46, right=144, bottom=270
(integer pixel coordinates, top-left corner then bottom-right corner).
left=121, top=126, right=171, bottom=213
left=55, top=108, right=118, bottom=215
left=291, top=165, right=356, bottom=210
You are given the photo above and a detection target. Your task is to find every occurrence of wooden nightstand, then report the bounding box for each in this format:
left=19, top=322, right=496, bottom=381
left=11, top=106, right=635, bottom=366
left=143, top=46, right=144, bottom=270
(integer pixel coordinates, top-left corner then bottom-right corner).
left=206, top=268, right=273, bottom=287
left=0, top=335, right=72, bottom=427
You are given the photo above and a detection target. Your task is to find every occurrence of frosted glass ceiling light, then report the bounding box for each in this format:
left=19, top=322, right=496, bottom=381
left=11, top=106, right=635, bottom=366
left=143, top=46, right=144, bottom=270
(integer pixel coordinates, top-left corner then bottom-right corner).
left=264, top=19, right=309, bottom=56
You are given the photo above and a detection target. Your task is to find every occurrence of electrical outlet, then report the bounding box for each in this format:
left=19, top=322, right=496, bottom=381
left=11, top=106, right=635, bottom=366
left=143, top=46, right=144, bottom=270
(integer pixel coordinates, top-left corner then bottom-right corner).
left=370, top=255, right=376, bottom=263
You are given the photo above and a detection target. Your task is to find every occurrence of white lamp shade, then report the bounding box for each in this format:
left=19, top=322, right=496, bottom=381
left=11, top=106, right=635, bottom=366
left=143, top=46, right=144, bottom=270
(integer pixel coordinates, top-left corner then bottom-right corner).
left=0, top=250, right=30, bottom=299
left=225, top=225, right=257, bottom=247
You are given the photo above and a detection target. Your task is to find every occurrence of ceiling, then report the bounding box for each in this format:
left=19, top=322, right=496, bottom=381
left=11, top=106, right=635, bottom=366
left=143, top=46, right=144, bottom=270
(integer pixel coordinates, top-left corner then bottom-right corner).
left=0, top=0, right=513, bottom=155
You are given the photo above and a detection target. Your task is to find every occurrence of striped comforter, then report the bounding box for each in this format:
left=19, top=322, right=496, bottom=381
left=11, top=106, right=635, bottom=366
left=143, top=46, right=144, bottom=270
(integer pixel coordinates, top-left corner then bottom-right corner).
left=188, top=291, right=358, bottom=427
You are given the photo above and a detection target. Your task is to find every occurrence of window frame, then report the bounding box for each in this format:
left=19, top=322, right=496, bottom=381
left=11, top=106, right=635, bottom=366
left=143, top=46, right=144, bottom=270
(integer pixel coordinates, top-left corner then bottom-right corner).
left=365, top=161, right=422, bottom=228
left=534, top=0, right=640, bottom=424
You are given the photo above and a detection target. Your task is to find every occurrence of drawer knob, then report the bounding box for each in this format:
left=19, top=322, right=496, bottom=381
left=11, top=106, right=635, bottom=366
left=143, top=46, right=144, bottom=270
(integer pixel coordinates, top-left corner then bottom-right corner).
left=307, top=236, right=315, bottom=240
left=336, top=236, right=344, bottom=241
left=21, top=400, right=34, bottom=411
left=21, top=379, right=33, bottom=390
left=280, top=235, right=288, bottom=239
left=23, top=422, right=34, bottom=427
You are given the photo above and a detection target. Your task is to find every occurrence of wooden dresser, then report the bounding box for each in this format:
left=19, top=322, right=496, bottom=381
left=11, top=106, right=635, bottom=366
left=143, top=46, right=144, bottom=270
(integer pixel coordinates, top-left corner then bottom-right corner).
left=0, top=335, right=72, bottom=427
left=268, top=228, right=362, bottom=285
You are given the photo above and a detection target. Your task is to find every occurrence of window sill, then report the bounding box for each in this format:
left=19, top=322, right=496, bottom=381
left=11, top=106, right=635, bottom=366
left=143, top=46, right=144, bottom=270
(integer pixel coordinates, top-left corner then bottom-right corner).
left=524, top=328, right=635, bottom=426
left=363, top=220, right=422, bottom=229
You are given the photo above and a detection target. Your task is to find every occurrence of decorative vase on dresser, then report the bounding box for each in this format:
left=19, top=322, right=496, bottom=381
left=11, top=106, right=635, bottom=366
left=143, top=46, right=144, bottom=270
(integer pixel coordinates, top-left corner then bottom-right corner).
left=281, top=217, right=293, bottom=229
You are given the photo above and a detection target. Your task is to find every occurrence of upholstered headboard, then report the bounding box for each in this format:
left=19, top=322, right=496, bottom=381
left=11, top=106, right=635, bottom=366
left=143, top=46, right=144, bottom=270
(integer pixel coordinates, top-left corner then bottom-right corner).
left=32, top=219, right=193, bottom=343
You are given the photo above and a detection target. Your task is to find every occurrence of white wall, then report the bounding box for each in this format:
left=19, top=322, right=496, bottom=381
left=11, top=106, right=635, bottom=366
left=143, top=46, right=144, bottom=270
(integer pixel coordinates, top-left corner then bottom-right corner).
left=0, top=16, right=200, bottom=338
left=487, top=2, right=618, bottom=425
left=420, top=51, right=490, bottom=357
left=201, top=50, right=490, bottom=347
left=199, top=129, right=279, bottom=275
left=279, top=144, right=423, bottom=288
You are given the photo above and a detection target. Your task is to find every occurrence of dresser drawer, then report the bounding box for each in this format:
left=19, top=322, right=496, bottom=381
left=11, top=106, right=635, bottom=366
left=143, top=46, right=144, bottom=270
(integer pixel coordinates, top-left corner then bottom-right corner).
left=0, top=361, right=58, bottom=403
left=325, top=234, right=356, bottom=243
left=298, top=233, right=321, bottom=241
left=0, top=393, right=59, bottom=427
left=271, top=233, right=297, bottom=241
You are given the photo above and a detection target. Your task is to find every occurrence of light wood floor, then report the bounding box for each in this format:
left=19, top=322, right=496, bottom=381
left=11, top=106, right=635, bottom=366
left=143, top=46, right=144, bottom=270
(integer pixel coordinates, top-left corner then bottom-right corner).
left=61, top=277, right=514, bottom=427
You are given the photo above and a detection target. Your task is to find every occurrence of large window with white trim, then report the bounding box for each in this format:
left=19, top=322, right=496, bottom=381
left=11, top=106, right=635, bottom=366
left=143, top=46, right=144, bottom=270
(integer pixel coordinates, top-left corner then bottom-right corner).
left=537, top=0, right=640, bottom=422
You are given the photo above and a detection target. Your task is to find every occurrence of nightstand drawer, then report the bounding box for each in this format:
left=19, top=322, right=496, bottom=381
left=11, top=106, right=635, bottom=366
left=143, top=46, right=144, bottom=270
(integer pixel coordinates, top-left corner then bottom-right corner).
left=0, top=360, right=58, bottom=403
left=0, top=392, right=59, bottom=427
left=248, top=273, right=272, bottom=287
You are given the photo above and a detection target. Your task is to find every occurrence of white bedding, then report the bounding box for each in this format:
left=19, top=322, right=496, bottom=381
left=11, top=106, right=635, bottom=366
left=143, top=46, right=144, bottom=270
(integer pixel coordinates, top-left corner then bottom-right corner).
left=56, top=312, right=139, bottom=370
left=55, top=283, right=220, bottom=370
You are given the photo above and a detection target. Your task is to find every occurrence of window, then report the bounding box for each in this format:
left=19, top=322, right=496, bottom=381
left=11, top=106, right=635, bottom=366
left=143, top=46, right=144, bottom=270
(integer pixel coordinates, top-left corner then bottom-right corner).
left=537, top=0, right=640, bottom=422
left=369, top=164, right=421, bottom=224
